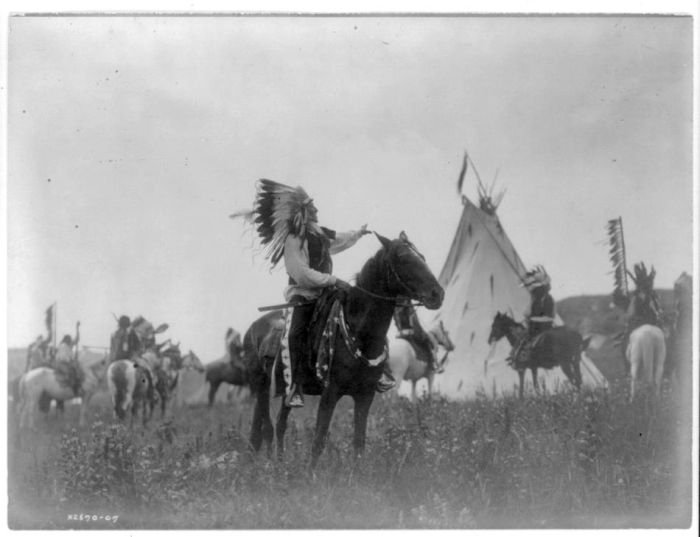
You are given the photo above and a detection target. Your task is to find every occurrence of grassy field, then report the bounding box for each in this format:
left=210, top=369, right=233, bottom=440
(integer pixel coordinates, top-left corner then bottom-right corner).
left=7, top=379, right=693, bottom=530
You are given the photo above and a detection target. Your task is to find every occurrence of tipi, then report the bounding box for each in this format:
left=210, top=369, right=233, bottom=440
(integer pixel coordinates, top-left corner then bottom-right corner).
left=429, top=158, right=607, bottom=398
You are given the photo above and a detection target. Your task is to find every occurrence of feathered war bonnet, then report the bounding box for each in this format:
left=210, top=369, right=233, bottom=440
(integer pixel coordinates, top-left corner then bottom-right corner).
left=252, top=179, right=317, bottom=268
left=629, top=262, right=656, bottom=293
left=522, top=265, right=551, bottom=291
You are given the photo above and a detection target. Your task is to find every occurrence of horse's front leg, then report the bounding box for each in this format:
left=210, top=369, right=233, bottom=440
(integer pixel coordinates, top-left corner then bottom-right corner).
left=79, top=392, right=93, bottom=427
left=310, top=385, right=340, bottom=469
left=160, top=390, right=167, bottom=418
left=411, top=381, right=417, bottom=403
left=572, top=358, right=583, bottom=390
left=518, top=369, right=526, bottom=399
left=275, top=402, right=292, bottom=460
left=208, top=381, right=220, bottom=408
left=250, top=384, right=273, bottom=454
left=427, top=372, right=434, bottom=399
left=531, top=368, right=540, bottom=394
left=352, top=391, right=375, bottom=459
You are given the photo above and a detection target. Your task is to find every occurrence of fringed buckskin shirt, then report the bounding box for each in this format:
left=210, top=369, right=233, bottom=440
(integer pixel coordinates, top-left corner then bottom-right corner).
left=283, top=225, right=364, bottom=302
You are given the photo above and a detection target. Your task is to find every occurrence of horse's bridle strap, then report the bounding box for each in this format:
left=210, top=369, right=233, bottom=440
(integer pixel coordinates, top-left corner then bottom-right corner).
left=354, top=246, right=424, bottom=307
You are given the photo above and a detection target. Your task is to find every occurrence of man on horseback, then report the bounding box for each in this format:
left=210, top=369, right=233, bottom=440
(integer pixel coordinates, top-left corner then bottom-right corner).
left=620, top=263, right=663, bottom=356
left=248, top=179, right=394, bottom=408
left=53, top=333, right=85, bottom=397
left=626, top=263, right=662, bottom=331
left=109, top=315, right=141, bottom=362
left=393, top=303, right=437, bottom=372
left=513, top=265, right=556, bottom=366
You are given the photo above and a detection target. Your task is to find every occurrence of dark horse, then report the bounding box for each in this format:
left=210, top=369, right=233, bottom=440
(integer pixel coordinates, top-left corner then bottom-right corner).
left=488, top=311, right=590, bottom=399
left=204, top=328, right=247, bottom=407
left=243, top=231, right=444, bottom=468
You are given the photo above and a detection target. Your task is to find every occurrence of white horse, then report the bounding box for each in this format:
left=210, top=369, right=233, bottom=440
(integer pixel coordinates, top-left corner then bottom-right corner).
left=627, top=324, right=666, bottom=402
left=18, top=355, right=109, bottom=429
left=388, top=321, right=456, bottom=402
left=107, top=359, right=154, bottom=426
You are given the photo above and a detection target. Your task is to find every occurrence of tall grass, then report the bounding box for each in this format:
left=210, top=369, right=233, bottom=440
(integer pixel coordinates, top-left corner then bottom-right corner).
left=7, top=382, right=691, bottom=529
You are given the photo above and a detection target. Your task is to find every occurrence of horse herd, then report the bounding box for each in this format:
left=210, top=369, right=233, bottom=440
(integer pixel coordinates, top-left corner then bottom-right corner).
left=11, top=233, right=689, bottom=468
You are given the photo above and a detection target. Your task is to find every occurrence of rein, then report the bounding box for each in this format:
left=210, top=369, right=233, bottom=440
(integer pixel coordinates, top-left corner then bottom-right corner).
left=353, top=284, right=419, bottom=307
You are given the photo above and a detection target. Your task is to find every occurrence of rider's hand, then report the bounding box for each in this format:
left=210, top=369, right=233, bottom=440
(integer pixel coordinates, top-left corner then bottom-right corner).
left=359, top=224, right=371, bottom=236
left=335, top=279, right=352, bottom=291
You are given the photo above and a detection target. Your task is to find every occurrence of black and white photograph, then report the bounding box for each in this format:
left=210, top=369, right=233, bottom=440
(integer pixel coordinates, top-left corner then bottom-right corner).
left=3, top=3, right=698, bottom=531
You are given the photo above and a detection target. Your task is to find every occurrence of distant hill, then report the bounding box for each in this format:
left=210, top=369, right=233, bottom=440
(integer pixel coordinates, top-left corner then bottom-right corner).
left=556, top=289, right=675, bottom=336
left=556, top=289, right=675, bottom=381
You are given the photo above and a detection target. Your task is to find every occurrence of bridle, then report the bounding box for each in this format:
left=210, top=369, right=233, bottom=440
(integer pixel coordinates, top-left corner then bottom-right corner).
left=353, top=242, right=426, bottom=307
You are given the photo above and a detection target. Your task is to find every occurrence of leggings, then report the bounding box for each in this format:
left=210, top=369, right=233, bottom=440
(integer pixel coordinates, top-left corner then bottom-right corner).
left=288, top=302, right=316, bottom=387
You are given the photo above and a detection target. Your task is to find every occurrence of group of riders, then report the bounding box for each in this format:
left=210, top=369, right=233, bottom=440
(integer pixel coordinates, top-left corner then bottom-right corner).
left=508, top=262, right=662, bottom=370
left=235, top=179, right=667, bottom=408
left=24, top=314, right=184, bottom=405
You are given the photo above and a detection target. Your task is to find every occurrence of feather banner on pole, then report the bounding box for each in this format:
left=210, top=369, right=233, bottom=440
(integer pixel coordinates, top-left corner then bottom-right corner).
left=606, top=217, right=629, bottom=309
left=44, top=303, right=56, bottom=347
left=74, top=321, right=81, bottom=361
left=456, top=151, right=468, bottom=197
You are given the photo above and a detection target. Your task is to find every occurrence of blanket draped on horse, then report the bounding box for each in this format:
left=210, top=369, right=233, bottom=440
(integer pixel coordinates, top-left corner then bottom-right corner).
left=270, top=289, right=389, bottom=396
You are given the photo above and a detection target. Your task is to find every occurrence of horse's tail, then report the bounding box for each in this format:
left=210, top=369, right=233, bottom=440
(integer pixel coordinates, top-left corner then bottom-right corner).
left=38, top=390, right=52, bottom=413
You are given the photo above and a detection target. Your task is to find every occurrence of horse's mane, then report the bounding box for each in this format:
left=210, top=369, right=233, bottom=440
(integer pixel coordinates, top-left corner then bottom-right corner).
left=355, top=246, right=390, bottom=290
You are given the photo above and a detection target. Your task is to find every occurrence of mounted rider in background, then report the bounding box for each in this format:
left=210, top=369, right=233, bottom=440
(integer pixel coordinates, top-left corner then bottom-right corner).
left=618, top=263, right=663, bottom=361
left=393, top=303, right=438, bottom=371
left=513, top=265, right=556, bottom=366
left=53, top=331, right=85, bottom=397
left=625, top=263, right=662, bottom=333
left=109, top=315, right=141, bottom=362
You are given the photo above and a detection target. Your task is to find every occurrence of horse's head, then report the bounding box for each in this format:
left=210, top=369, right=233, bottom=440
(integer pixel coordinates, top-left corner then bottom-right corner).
left=373, top=231, right=444, bottom=310
left=160, top=341, right=184, bottom=369
left=431, top=320, right=455, bottom=352
left=182, top=350, right=205, bottom=373
left=488, top=311, right=517, bottom=344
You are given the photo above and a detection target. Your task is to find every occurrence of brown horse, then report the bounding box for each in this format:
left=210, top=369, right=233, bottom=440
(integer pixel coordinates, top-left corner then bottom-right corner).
left=488, top=311, right=590, bottom=399
left=204, top=328, right=247, bottom=407
left=243, top=231, right=444, bottom=468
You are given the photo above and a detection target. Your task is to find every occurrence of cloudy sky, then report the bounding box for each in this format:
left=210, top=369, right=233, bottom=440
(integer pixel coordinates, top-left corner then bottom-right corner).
left=5, top=12, right=694, bottom=360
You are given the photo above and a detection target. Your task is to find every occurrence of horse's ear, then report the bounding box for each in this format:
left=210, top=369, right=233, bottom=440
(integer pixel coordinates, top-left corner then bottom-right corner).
left=154, top=323, right=169, bottom=335
left=374, top=232, right=392, bottom=250
left=399, top=230, right=409, bottom=242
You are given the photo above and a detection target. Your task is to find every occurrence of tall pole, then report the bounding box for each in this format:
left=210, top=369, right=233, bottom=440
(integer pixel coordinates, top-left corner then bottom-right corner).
left=53, top=302, right=57, bottom=350
left=618, top=217, right=629, bottom=296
